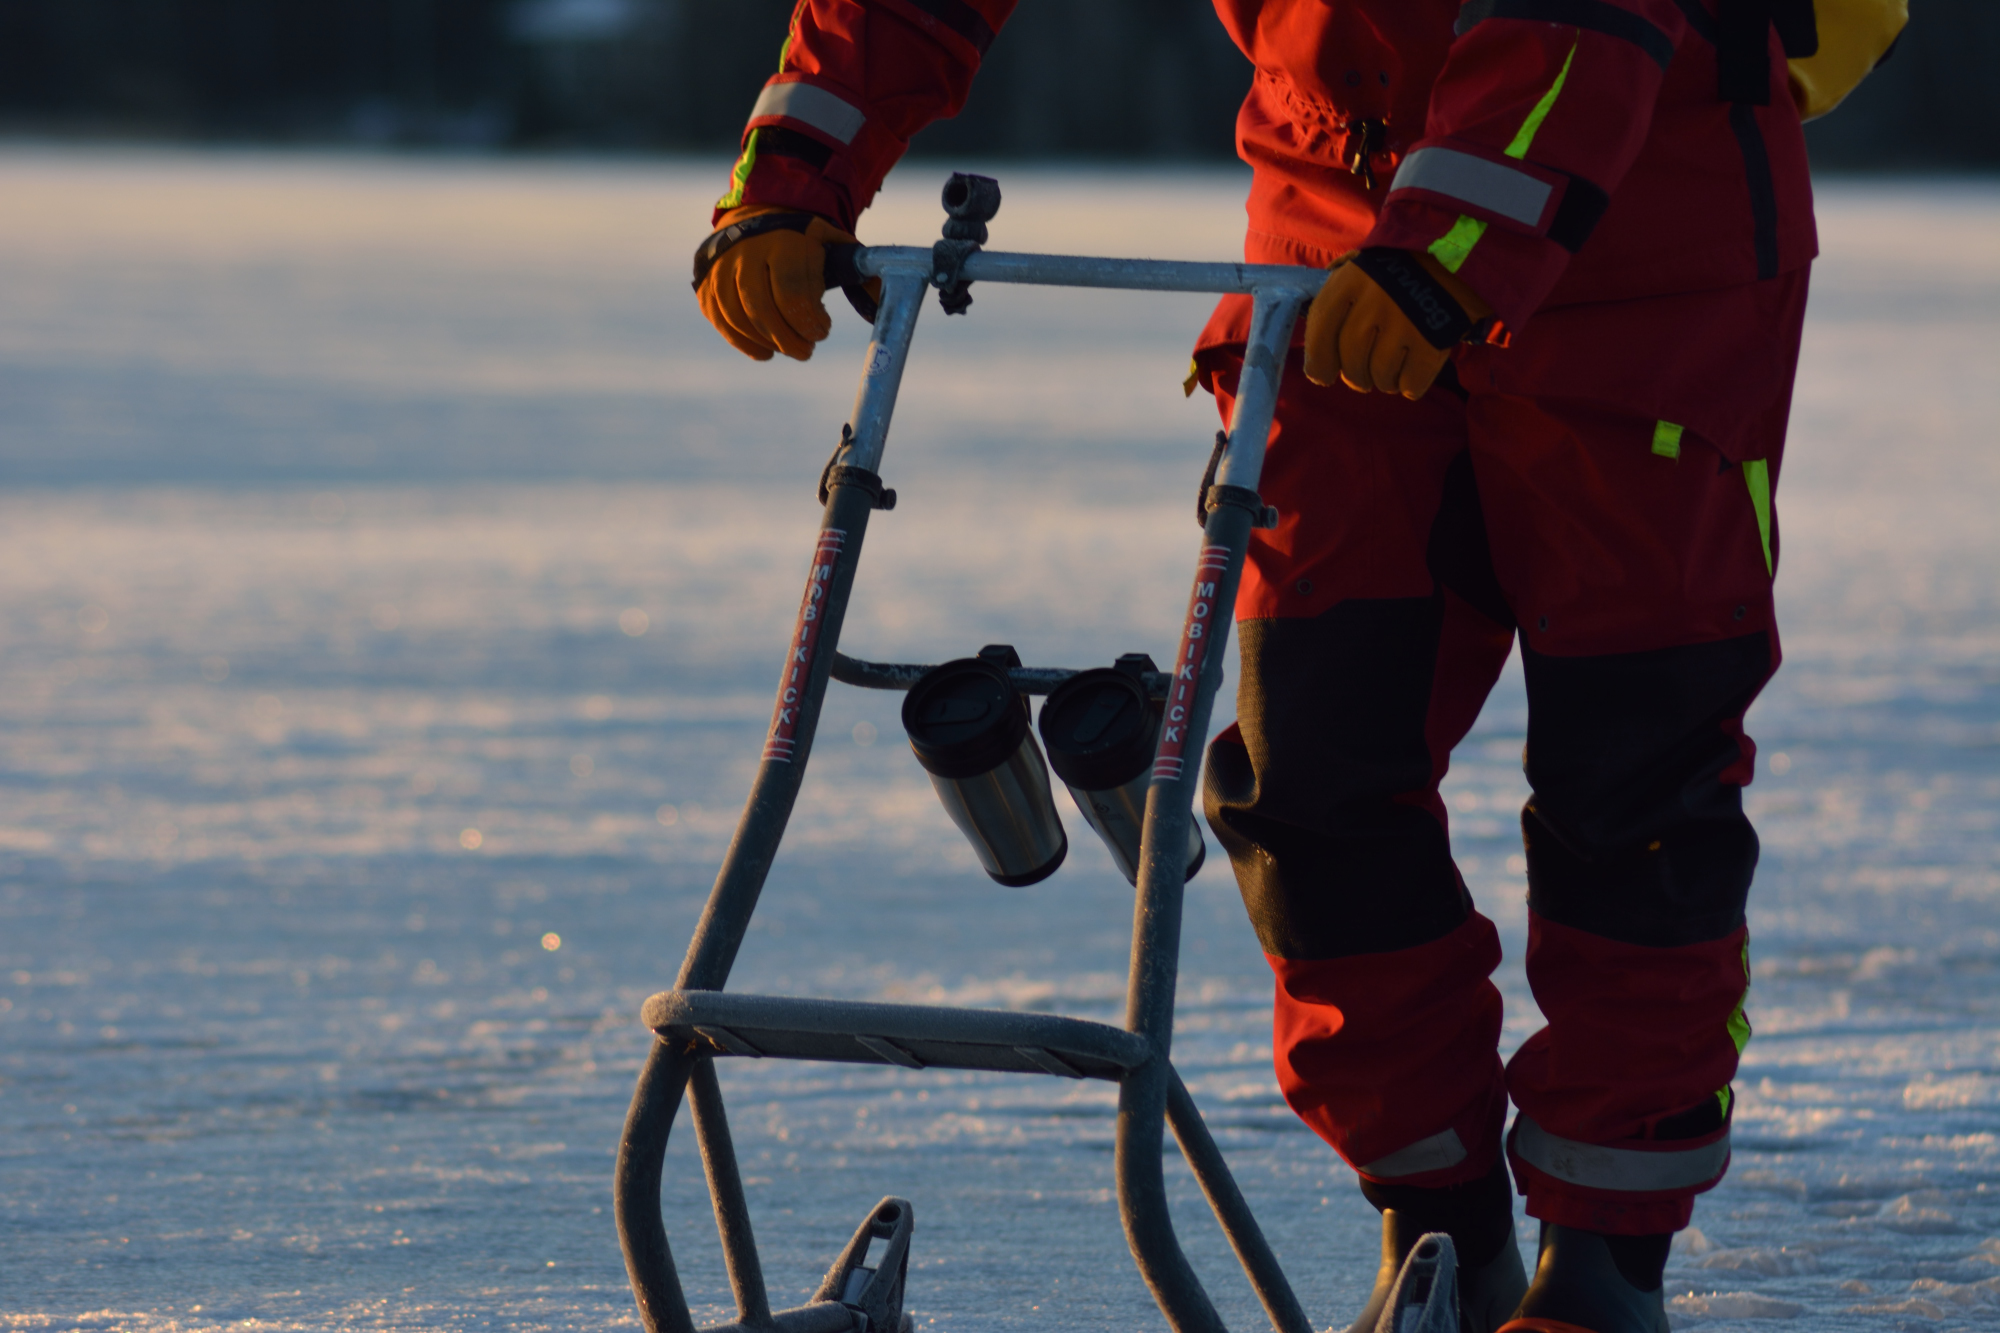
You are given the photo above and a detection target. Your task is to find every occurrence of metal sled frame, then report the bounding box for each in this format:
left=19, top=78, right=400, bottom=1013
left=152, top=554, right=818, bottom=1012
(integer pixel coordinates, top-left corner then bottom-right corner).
left=616, top=189, right=1325, bottom=1333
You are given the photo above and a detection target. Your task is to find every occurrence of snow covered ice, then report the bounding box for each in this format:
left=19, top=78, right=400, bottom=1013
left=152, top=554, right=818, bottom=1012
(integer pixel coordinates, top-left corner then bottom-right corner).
left=0, top=152, right=1996, bottom=1332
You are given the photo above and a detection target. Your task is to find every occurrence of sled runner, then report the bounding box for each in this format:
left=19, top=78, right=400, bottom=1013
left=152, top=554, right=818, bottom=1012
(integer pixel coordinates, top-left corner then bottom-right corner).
left=616, top=174, right=1449, bottom=1333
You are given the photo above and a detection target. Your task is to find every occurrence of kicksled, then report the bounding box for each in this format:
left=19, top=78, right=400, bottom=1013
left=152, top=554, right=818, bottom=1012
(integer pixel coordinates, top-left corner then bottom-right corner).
left=614, top=174, right=1458, bottom=1333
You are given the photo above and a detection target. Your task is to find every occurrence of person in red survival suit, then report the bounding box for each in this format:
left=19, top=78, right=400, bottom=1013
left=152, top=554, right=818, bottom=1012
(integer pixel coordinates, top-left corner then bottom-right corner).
left=692, top=3, right=1817, bottom=1330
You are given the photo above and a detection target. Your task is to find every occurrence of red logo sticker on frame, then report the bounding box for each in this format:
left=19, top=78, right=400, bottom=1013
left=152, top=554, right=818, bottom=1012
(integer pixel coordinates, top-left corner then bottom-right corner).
left=1152, top=544, right=1231, bottom=784
left=763, top=528, right=847, bottom=764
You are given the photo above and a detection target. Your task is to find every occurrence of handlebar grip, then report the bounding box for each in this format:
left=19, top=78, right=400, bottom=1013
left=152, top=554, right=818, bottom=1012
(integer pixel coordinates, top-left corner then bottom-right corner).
left=822, top=243, right=878, bottom=325
left=823, top=242, right=864, bottom=292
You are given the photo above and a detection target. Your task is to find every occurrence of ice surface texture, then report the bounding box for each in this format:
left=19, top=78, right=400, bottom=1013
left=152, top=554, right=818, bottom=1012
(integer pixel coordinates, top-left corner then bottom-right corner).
left=0, top=154, right=1997, bottom=1332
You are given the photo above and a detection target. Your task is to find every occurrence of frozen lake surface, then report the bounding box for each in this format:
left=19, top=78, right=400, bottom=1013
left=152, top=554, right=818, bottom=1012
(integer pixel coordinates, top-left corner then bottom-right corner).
left=1, top=153, right=1996, bottom=1332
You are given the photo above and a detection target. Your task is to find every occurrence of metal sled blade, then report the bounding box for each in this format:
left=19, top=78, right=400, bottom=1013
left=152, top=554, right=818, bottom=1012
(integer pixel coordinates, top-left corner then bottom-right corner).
left=699, top=1304, right=859, bottom=1333
left=1373, top=1232, right=1458, bottom=1333
left=813, top=1196, right=915, bottom=1333
left=696, top=1197, right=914, bottom=1333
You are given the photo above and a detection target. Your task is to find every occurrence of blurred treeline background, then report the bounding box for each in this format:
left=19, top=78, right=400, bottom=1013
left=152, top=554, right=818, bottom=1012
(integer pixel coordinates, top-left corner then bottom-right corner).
left=0, top=0, right=1990, bottom=167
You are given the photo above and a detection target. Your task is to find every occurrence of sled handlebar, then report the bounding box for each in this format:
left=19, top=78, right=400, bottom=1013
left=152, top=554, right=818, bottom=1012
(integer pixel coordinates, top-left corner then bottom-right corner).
left=847, top=243, right=1327, bottom=299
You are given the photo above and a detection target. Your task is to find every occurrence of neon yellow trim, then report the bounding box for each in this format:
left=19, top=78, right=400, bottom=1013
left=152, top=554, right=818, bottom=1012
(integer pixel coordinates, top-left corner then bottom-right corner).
left=1183, top=358, right=1201, bottom=398
left=1744, top=457, right=1774, bottom=575
left=1652, top=420, right=1683, bottom=460
left=1717, top=936, right=1751, bottom=1116
left=1507, top=42, right=1578, bottom=159
left=1726, top=935, right=1752, bottom=1055
left=716, top=128, right=762, bottom=212
left=1426, top=40, right=1577, bottom=274
left=1429, top=216, right=1490, bottom=273
left=720, top=20, right=794, bottom=213
left=1726, top=991, right=1752, bottom=1053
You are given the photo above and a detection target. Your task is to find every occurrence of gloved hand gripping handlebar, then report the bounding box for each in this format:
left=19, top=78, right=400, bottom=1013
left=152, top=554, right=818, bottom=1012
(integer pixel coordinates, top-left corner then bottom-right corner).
left=691, top=211, right=879, bottom=324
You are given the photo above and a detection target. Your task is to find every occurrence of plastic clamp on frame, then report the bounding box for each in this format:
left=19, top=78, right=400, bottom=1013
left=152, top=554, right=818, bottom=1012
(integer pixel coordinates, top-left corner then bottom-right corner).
left=819, top=425, right=898, bottom=509
left=1197, top=433, right=1278, bottom=530
left=1206, top=483, right=1279, bottom=530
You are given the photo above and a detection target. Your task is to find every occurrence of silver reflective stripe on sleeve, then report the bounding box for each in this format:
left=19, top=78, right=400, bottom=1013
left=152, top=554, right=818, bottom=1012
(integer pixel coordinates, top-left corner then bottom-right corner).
left=749, top=82, right=866, bottom=144
left=1361, top=1127, right=1468, bottom=1178
left=1389, top=147, right=1553, bottom=228
left=1512, top=1115, right=1730, bottom=1193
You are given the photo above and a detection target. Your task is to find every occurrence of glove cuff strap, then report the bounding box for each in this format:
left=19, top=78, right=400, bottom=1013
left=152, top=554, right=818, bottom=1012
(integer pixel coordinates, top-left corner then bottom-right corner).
left=691, top=211, right=820, bottom=291
left=1352, top=247, right=1477, bottom=350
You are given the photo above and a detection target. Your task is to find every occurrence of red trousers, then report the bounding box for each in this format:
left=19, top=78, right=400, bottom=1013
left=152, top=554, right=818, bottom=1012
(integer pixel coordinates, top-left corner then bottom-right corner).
left=1201, top=277, right=1802, bottom=1233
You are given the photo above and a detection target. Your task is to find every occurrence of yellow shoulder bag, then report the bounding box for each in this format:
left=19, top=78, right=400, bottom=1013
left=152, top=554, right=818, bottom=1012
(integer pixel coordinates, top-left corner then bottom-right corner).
left=1788, top=0, right=1910, bottom=120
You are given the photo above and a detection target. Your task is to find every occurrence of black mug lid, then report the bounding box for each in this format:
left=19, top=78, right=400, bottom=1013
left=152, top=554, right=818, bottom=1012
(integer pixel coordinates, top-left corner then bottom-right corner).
left=902, top=657, right=1028, bottom=779
left=1038, top=667, right=1155, bottom=791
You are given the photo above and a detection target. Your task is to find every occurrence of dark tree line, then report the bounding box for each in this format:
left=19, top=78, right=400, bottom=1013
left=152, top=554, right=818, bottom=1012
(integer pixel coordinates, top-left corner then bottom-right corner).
left=0, top=0, right=514, bottom=140
left=0, top=0, right=1989, bottom=166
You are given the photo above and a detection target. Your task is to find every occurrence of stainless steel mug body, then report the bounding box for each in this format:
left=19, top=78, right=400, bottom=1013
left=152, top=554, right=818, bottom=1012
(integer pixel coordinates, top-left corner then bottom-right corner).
left=924, top=733, right=1068, bottom=884
left=1063, top=766, right=1204, bottom=888
left=1039, top=668, right=1204, bottom=886
left=903, top=658, right=1068, bottom=886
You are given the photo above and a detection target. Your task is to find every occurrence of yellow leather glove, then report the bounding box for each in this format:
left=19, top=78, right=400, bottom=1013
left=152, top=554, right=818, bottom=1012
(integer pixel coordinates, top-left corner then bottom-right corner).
left=694, top=204, right=860, bottom=362
left=1303, top=248, right=1493, bottom=400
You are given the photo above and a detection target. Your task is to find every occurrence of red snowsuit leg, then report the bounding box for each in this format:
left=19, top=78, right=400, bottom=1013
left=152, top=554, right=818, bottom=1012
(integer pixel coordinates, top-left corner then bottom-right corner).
left=1204, top=353, right=1516, bottom=1190
left=1456, top=301, right=1801, bottom=1228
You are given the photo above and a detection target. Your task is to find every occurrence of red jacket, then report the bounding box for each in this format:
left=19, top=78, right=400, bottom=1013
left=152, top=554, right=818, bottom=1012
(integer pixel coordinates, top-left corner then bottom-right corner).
left=718, top=0, right=1814, bottom=409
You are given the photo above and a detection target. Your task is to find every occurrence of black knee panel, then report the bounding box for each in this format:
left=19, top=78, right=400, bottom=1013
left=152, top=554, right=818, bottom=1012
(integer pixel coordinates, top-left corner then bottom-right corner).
left=1204, top=599, right=1470, bottom=960
left=1521, top=632, right=1774, bottom=946
left=1523, top=800, right=1758, bottom=946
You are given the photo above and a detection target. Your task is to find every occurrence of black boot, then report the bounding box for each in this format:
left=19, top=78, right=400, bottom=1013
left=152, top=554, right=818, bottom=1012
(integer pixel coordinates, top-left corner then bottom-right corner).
left=1344, top=1160, right=1529, bottom=1333
left=1499, top=1224, right=1670, bottom=1333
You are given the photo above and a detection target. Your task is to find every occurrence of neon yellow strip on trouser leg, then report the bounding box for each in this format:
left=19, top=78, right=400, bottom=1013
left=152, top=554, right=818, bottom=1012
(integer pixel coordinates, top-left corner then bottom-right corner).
left=1717, top=935, right=1752, bottom=1116
left=1652, top=420, right=1684, bottom=459
left=1716, top=473, right=1770, bottom=1116
left=1744, top=458, right=1774, bottom=575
